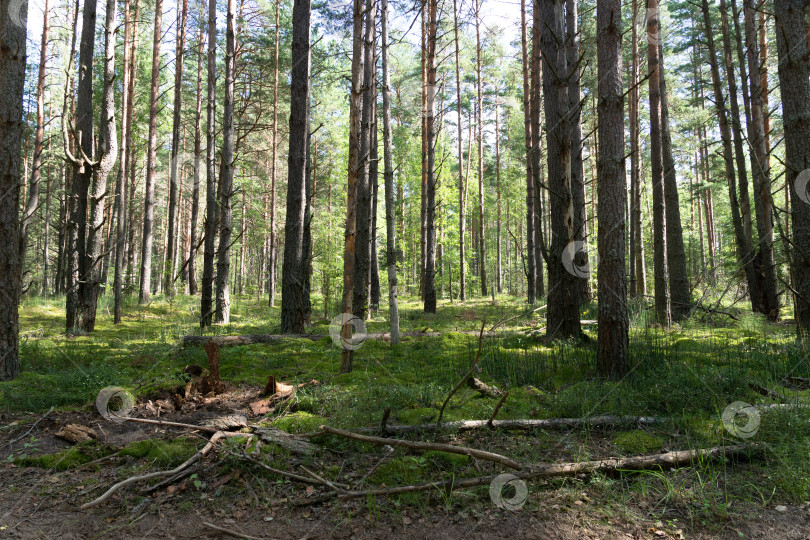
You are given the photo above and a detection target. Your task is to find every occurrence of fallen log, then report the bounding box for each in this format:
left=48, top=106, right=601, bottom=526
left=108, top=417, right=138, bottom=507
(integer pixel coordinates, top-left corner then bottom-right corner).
left=181, top=330, right=499, bottom=347
left=358, top=415, right=663, bottom=434
left=318, top=425, right=522, bottom=470
left=293, top=443, right=762, bottom=505
left=467, top=376, right=502, bottom=398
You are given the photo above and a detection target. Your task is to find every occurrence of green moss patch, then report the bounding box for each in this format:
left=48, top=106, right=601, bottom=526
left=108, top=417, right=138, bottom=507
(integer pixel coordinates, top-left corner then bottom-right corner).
left=119, top=437, right=199, bottom=467
left=612, top=430, right=665, bottom=454
left=272, top=412, right=327, bottom=433
left=14, top=440, right=113, bottom=470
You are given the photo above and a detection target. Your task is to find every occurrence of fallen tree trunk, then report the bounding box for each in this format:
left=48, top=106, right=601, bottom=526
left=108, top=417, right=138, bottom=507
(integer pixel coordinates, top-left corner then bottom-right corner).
left=362, top=415, right=663, bottom=434
left=181, top=330, right=499, bottom=347
left=319, top=425, right=522, bottom=470
left=294, top=443, right=762, bottom=505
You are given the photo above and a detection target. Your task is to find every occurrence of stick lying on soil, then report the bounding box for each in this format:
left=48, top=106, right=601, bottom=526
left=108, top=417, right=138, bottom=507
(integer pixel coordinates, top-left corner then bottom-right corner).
left=294, top=443, right=762, bottom=505
left=81, top=431, right=250, bottom=510
left=360, top=415, right=663, bottom=434
left=319, top=425, right=522, bottom=470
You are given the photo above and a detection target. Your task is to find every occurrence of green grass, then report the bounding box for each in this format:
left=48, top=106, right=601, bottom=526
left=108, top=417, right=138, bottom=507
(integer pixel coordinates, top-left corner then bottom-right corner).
left=5, top=292, right=810, bottom=511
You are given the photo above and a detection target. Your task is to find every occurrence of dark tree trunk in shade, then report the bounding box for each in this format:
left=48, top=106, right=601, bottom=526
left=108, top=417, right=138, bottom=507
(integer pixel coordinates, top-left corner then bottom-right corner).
left=424, top=0, right=438, bottom=313
left=381, top=0, right=400, bottom=343
left=0, top=0, right=27, bottom=379
left=774, top=0, right=810, bottom=335
left=268, top=0, right=280, bottom=307
left=200, top=0, right=217, bottom=327
left=215, top=0, right=236, bottom=323
left=658, top=47, right=690, bottom=321
left=139, top=0, right=163, bottom=303
left=701, top=0, right=761, bottom=314
left=539, top=0, right=580, bottom=339
left=744, top=0, right=779, bottom=321
left=530, top=0, right=545, bottom=298
left=520, top=0, right=536, bottom=304
left=596, top=0, right=629, bottom=376
left=646, top=0, right=670, bottom=326
left=281, top=0, right=312, bottom=332
left=567, top=0, right=589, bottom=302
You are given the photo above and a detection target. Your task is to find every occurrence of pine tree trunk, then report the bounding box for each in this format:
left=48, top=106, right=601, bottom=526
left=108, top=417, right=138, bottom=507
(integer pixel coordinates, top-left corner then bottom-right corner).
left=165, top=0, right=188, bottom=297
left=530, top=0, right=545, bottom=298
left=658, top=46, right=690, bottom=320
left=0, top=0, right=27, bottom=379
left=79, top=0, right=117, bottom=331
left=495, top=93, right=502, bottom=294
left=647, top=0, right=670, bottom=326
left=20, top=0, right=49, bottom=284
left=475, top=0, right=487, bottom=297
left=138, top=0, right=163, bottom=303
left=66, top=0, right=98, bottom=331
left=200, top=0, right=218, bottom=326
left=381, top=0, right=400, bottom=343
left=453, top=0, right=467, bottom=302
left=567, top=0, right=589, bottom=302
left=520, top=0, right=536, bottom=305
left=188, top=0, right=204, bottom=296
left=268, top=0, right=280, bottom=307
left=424, top=0, right=438, bottom=313
left=744, top=0, right=779, bottom=320
left=596, top=0, right=629, bottom=376
left=215, top=0, right=236, bottom=323
left=774, top=0, right=810, bottom=335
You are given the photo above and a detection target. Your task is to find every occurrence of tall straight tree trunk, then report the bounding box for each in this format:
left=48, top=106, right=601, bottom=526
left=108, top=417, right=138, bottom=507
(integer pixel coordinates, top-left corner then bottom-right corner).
left=567, top=0, right=588, bottom=301
left=42, top=134, right=52, bottom=296
left=424, top=0, right=438, bottom=312
left=165, top=0, right=188, bottom=296
left=520, top=0, right=536, bottom=304
left=66, top=0, right=98, bottom=331
left=629, top=0, right=644, bottom=296
left=200, top=0, right=217, bottom=326
left=381, top=0, right=400, bottom=343
left=419, top=2, right=427, bottom=300
left=596, top=0, right=628, bottom=376
left=540, top=0, right=580, bottom=339
left=79, top=0, right=117, bottom=331
left=341, top=0, right=366, bottom=373
left=114, top=0, right=135, bottom=322
left=281, top=0, right=312, bottom=332
left=647, top=0, right=670, bottom=326
left=774, top=0, right=810, bottom=336
left=139, top=0, right=163, bottom=303
left=20, top=0, right=49, bottom=280
left=658, top=46, right=690, bottom=320
left=124, top=0, right=141, bottom=289
left=353, top=0, right=377, bottom=318
left=215, top=0, right=236, bottom=323
left=188, top=0, right=205, bottom=296
left=268, top=0, right=280, bottom=307
left=475, top=0, right=487, bottom=296
left=530, top=0, right=545, bottom=298
left=495, top=93, right=502, bottom=294
left=702, top=0, right=757, bottom=308
left=744, top=0, right=779, bottom=320
left=0, top=0, right=27, bottom=379
left=453, top=0, right=467, bottom=302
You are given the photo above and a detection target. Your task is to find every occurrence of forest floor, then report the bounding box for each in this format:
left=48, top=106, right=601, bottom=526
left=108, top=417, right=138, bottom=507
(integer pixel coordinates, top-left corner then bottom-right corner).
left=1, top=293, right=810, bottom=538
